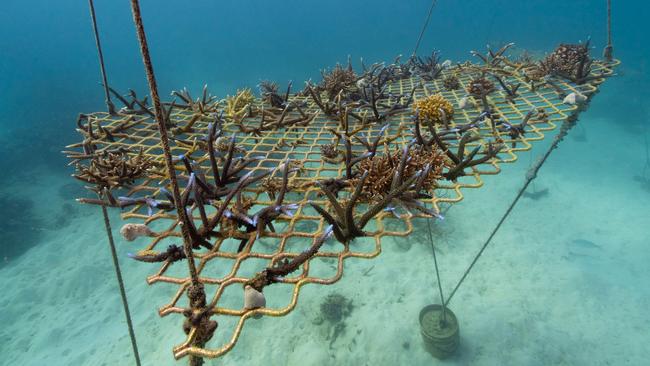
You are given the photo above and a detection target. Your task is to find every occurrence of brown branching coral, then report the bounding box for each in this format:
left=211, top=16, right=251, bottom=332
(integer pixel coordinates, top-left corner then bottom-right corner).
left=310, top=141, right=448, bottom=242
left=306, top=61, right=416, bottom=120
left=73, top=148, right=152, bottom=191
left=350, top=144, right=448, bottom=217
left=413, top=94, right=454, bottom=126
left=408, top=50, right=445, bottom=80
left=352, top=145, right=447, bottom=201
left=172, top=85, right=218, bottom=114
left=259, top=80, right=293, bottom=108
left=381, top=55, right=412, bottom=80
left=321, top=143, right=341, bottom=163
left=259, top=81, right=280, bottom=105
left=539, top=41, right=594, bottom=84
left=320, top=64, right=358, bottom=99
left=513, top=49, right=535, bottom=65
left=522, top=64, right=546, bottom=90
left=356, top=77, right=416, bottom=122
left=466, top=77, right=495, bottom=98
left=442, top=75, right=460, bottom=90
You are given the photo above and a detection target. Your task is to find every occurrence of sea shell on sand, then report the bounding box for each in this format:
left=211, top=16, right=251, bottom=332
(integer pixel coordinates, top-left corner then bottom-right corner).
left=244, top=285, right=266, bottom=310
left=563, top=92, right=587, bottom=105
left=120, top=223, right=156, bottom=241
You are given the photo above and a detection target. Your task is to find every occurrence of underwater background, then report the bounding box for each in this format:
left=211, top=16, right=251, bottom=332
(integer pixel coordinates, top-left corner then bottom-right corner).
left=1, top=0, right=649, bottom=365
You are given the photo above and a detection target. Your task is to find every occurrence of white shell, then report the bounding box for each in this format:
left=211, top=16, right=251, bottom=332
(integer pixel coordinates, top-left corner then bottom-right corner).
left=458, top=96, right=470, bottom=109
left=244, top=285, right=266, bottom=310
left=119, top=223, right=155, bottom=241
left=356, top=78, right=369, bottom=89
left=563, top=92, right=587, bottom=105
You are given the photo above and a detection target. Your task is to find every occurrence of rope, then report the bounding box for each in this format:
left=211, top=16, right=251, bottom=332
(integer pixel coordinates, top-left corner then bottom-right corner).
left=100, top=203, right=142, bottom=366
left=128, top=0, right=200, bottom=286
left=90, top=1, right=139, bottom=362
left=88, top=0, right=116, bottom=115
left=444, top=114, right=579, bottom=307
left=528, top=145, right=537, bottom=192
left=412, top=0, right=437, bottom=56
left=603, top=0, right=613, bottom=62
left=128, top=3, right=208, bottom=364
left=425, top=208, right=447, bottom=323
left=642, top=117, right=650, bottom=180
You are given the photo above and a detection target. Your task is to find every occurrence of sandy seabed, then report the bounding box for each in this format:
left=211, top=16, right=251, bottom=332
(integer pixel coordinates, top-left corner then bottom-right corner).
left=1, top=112, right=648, bottom=366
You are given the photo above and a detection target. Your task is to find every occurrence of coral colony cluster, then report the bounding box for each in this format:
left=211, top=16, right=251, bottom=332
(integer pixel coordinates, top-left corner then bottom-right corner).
left=65, top=40, right=614, bottom=363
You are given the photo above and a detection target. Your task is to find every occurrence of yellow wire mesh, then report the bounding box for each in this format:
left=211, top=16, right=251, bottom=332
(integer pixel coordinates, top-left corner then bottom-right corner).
left=66, top=58, right=618, bottom=360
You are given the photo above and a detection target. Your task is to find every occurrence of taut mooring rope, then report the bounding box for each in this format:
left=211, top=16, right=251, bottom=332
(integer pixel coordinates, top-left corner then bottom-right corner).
left=412, top=0, right=437, bottom=56
left=603, top=0, right=613, bottom=62
left=128, top=4, right=207, bottom=363
left=444, top=115, right=580, bottom=307
left=88, top=0, right=116, bottom=115
left=89, top=1, right=140, bottom=362
left=128, top=0, right=200, bottom=287
left=100, top=202, right=142, bottom=366
left=426, top=207, right=447, bottom=323
left=643, top=116, right=650, bottom=180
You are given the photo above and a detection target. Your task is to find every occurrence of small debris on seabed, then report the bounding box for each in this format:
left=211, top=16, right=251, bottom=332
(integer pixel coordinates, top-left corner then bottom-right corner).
left=313, top=293, right=355, bottom=348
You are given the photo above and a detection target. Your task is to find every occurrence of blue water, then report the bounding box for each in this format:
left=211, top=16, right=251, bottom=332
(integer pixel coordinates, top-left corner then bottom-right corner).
left=1, top=1, right=649, bottom=365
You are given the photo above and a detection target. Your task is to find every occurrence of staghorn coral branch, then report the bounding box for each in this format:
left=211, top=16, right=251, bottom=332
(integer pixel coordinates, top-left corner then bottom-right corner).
left=342, top=136, right=372, bottom=180
left=430, top=126, right=461, bottom=165
left=195, top=169, right=272, bottom=240
left=471, top=43, right=514, bottom=67
left=309, top=201, right=346, bottom=243
left=128, top=244, right=186, bottom=263
left=309, top=169, right=422, bottom=244
left=246, top=226, right=334, bottom=292
left=246, top=161, right=300, bottom=243
left=315, top=179, right=346, bottom=221
left=269, top=225, right=333, bottom=278
left=220, top=133, right=237, bottom=184
left=207, top=119, right=223, bottom=186
left=498, top=108, right=540, bottom=146
left=444, top=140, right=504, bottom=181
left=354, top=124, right=388, bottom=157
left=491, top=74, right=520, bottom=103
left=344, top=171, right=368, bottom=237
left=305, top=82, right=337, bottom=115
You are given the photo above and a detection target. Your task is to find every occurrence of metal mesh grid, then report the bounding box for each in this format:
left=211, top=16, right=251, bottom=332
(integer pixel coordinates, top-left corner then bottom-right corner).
left=66, top=58, right=617, bottom=359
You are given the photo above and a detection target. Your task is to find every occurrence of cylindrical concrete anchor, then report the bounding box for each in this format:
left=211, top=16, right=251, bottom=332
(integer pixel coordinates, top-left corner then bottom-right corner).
left=419, top=304, right=460, bottom=359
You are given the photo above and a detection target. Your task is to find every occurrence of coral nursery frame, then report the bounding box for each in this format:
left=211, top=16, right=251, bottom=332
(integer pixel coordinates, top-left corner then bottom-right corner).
left=66, top=41, right=617, bottom=362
